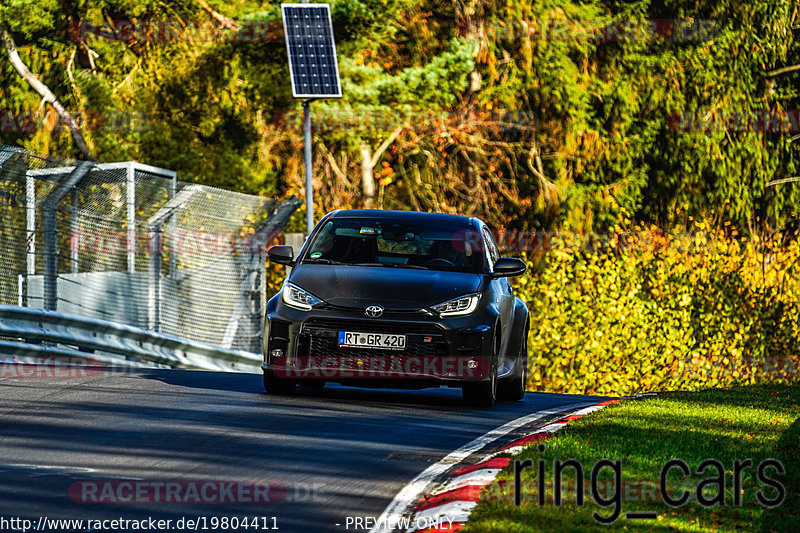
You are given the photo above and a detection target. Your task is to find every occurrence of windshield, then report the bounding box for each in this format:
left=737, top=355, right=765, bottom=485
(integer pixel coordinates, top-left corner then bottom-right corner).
left=301, top=217, right=486, bottom=273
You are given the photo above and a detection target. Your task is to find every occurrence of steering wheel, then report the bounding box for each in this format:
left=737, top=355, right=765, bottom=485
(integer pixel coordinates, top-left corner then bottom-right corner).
left=422, top=258, right=455, bottom=267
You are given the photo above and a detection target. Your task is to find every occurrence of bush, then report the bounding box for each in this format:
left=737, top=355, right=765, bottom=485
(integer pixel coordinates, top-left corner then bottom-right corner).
left=514, top=224, right=800, bottom=395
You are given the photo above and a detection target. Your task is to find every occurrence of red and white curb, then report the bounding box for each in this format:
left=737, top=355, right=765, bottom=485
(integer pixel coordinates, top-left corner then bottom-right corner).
left=372, top=399, right=621, bottom=533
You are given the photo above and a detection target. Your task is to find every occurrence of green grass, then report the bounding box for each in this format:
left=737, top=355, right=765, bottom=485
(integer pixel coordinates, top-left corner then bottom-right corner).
left=462, top=386, right=800, bottom=532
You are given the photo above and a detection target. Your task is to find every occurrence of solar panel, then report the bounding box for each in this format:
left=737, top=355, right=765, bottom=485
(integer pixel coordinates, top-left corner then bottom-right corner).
left=281, top=3, right=342, bottom=99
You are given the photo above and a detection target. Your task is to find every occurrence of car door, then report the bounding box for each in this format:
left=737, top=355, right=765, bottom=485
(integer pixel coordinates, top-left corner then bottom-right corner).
left=482, top=226, right=515, bottom=362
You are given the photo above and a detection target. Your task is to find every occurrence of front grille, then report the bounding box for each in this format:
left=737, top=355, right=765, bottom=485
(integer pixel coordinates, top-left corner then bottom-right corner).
left=303, top=318, right=443, bottom=335
left=319, top=303, right=426, bottom=316
left=307, top=335, right=437, bottom=358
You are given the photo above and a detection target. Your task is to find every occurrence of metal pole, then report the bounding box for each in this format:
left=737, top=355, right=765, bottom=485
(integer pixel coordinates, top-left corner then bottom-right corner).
left=148, top=224, right=162, bottom=332
left=168, top=171, right=177, bottom=278
left=41, top=161, right=95, bottom=311
left=43, top=207, right=57, bottom=310
left=70, top=188, right=79, bottom=273
left=26, top=173, right=35, bottom=277
left=126, top=163, right=136, bottom=272
left=303, top=100, right=313, bottom=235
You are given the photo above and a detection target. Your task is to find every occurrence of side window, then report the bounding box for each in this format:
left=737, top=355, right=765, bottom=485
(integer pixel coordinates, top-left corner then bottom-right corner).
left=482, top=228, right=499, bottom=267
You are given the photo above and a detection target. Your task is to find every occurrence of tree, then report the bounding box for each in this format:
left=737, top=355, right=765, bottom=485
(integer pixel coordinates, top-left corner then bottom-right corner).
left=1, top=22, right=95, bottom=160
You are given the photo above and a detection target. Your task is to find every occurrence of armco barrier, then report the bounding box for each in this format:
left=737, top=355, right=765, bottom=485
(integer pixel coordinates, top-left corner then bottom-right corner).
left=0, top=304, right=262, bottom=373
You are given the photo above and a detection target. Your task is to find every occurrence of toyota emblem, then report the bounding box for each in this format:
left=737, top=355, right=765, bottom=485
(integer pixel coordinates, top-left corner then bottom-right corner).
left=365, top=305, right=384, bottom=318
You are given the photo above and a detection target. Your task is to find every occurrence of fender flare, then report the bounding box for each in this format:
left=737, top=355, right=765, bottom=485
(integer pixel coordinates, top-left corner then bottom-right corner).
left=505, top=297, right=530, bottom=360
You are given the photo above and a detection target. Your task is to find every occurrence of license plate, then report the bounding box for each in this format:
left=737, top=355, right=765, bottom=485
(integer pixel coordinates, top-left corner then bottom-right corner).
left=338, top=331, right=406, bottom=349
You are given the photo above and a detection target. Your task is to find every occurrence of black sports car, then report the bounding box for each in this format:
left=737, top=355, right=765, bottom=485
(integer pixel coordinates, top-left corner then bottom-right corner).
left=262, top=210, right=529, bottom=407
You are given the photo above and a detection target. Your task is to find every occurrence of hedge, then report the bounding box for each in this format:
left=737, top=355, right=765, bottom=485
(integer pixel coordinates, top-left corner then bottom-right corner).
left=515, top=224, right=800, bottom=395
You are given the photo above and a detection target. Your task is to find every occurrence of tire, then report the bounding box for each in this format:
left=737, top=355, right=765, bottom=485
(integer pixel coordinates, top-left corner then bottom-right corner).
left=263, top=370, right=297, bottom=396
left=462, top=334, right=499, bottom=408
left=498, top=333, right=527, bottom=402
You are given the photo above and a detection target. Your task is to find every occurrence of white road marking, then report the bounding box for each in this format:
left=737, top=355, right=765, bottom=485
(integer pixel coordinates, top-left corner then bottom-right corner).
left=567, top=405, right=607, bottom=417
left=431, top=468, right=502, bottom=494
left=0, top=463, right=97, bottom=473
left=368, top=400, right=601, bottom=533
left=0, top=463, right=143, bottom=480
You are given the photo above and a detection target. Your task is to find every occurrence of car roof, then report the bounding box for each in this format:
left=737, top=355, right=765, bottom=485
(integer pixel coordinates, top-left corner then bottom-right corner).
left=327, top=209, right=477, bottom=227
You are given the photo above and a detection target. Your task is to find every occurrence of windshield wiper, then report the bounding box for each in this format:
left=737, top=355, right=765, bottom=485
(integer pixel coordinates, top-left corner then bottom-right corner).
left=352, top=262, right=430, bottom=270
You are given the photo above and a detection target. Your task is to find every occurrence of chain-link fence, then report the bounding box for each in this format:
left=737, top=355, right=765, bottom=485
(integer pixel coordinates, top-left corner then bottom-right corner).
left=0, top=145, right=300, bottom=354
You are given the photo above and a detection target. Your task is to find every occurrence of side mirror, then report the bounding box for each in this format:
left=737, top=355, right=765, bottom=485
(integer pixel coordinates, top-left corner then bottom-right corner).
left=492, top=257, right=526, bottom=277
left=267, top=245, right=295, bottom=266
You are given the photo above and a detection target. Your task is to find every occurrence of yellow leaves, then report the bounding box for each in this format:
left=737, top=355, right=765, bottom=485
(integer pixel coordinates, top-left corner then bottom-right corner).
left=518, top=220, right=800, bottom=396
left=378, top=161, right=394, bottom=186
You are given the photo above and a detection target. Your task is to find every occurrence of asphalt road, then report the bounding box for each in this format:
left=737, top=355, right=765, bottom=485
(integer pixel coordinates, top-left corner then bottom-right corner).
left=0, top=367, right=608, bottom=532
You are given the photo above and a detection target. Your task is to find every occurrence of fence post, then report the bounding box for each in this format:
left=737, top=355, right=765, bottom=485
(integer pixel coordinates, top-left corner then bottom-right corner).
left=70, top=188, right=79, bottom=273
left=148, top=224, right=162, bottom=331
left=42, top=207, right=57, bottom=310
left=169, top=172, right=177, bottom=278
left=41, top=161, right=95, bottom=310
left=26, top=173, right=35, bottom=278
left=126, top=162, right=136, bottom=272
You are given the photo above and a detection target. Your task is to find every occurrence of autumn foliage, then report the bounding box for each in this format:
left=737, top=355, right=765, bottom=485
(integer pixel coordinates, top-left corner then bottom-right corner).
left=516, top=222, right=800, bottom=395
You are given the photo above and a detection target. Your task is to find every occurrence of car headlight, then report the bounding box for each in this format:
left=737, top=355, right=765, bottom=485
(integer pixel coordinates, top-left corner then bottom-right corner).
left=432, top=293, right=481, bottom=317
left=282, top=283, right=322, bottom=311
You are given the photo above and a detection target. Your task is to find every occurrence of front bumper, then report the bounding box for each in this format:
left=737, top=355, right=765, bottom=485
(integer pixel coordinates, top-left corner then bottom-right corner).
left=262, top=299, right=497, bottom=385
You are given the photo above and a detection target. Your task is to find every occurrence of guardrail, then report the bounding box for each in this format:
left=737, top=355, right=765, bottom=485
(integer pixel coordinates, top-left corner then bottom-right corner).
left=0, top=305, right=262, bottom=373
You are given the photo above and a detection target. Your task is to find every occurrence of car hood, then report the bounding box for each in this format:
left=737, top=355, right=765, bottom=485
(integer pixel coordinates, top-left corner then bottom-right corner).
left=288, top=264, right=484, bottom=310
